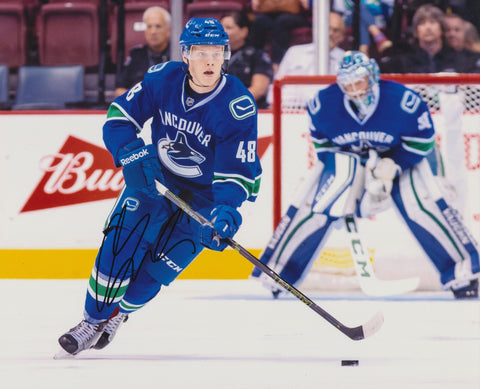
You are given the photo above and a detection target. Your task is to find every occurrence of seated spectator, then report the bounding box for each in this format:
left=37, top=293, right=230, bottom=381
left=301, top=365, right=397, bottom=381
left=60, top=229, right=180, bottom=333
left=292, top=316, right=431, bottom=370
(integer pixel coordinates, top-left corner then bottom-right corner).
left=379, top=4, right=480, bottom=73
left=464, top=21, right=480, bottom=53
left=331, top=0, right=392, bottom=55
left=444, top=12, right=467, bottom=51
left=114, top=6, right=171, bottom=97
left=266, top=11, right=346, bottom=107
left=221, top=10, right=274, bottom=108
left=250, top=0, right=312, bottom=74
left=443, top=12, right=480, bottom=63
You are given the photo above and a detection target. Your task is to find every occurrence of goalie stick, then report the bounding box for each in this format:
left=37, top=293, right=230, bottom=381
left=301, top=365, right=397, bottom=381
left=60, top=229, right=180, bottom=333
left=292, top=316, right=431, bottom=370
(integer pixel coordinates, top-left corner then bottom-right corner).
left=303, top=153, right=420, bottom=296
left=344, top=214, right=420, bottom=296
left=155, top=180, right=384, bottom=341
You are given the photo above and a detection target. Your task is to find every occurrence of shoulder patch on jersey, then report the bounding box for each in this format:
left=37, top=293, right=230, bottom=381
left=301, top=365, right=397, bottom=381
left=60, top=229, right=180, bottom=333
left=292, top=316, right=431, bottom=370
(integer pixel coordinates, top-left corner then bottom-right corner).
left=400, top=90, right=421, bottom=113
left=229, top=95, right=256, bottom=120
left=306, top=94, right=321, bottom=114
left=147, top=62, right=168, bottom=73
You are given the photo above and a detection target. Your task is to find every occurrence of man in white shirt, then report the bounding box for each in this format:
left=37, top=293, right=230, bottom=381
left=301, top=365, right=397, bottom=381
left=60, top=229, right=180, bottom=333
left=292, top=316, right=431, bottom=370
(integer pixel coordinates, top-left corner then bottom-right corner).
left=266, top=12, right=346, bottom=108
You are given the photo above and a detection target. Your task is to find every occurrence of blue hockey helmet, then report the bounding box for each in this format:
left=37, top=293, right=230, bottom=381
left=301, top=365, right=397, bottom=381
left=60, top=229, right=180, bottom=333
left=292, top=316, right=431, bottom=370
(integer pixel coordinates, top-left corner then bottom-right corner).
left=180, top=18, right=231, bottom=60
left=336, top=51, right=379, bottom=107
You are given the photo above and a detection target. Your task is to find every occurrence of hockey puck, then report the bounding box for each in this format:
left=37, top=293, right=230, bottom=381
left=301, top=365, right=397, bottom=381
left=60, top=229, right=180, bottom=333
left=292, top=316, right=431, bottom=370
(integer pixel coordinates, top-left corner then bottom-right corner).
left=341, top=360, right=359, bottom=366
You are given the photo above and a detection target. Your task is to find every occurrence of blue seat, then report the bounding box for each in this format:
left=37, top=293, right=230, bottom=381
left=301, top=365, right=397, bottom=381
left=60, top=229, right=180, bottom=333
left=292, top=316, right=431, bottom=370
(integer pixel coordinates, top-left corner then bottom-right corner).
left=13, top=65, right=84, bottom=110
left=0, top=64, right=9, bottom=109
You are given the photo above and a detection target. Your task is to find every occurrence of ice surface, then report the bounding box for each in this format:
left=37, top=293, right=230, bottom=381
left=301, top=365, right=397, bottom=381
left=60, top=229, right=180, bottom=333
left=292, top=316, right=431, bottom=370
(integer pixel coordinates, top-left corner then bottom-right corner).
left=0, top=279, right=479, bottom=389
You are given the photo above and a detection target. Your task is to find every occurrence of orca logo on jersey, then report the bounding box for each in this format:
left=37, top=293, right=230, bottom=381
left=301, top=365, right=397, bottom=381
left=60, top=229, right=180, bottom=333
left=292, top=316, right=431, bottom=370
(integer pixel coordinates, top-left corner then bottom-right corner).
left=158, top=132, right=206, bottom=178
left=229, top=96, right=256, bottom=120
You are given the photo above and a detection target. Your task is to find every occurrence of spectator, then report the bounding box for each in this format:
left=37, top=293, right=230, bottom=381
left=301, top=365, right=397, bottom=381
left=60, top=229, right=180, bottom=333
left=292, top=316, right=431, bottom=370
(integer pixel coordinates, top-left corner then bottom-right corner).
left=114, top=6, right=171, bottom=98
left=444, top=12, right=467, bottom=51
left=464, top=21, right=480, bottom=53
left=266, top=12, right=346, bottom=107
left=250, top=0, right=312, bottom=74
left=221, top=10, right=274, bottom=108
left=331, top=0, right=392, bottom=55
left=379, top=4, right=480, bottom=73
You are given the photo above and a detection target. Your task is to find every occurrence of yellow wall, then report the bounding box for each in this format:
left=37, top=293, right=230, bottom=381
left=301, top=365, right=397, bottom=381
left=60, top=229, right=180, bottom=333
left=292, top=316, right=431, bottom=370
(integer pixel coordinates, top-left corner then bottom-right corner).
left=0, top=249, right=260, bottom=279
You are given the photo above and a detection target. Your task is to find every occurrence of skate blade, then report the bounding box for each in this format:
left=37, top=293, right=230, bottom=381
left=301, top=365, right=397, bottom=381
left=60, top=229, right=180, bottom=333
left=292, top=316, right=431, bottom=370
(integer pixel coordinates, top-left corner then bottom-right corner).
left=53, top=348, right=75, bottom=360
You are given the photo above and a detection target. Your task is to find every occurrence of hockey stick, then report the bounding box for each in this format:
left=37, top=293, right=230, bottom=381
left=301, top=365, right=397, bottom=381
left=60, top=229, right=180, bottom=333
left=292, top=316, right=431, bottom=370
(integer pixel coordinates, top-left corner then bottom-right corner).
left=344, top=214, right=420, bottom=296
left=155, top=180, right=383, bottom=341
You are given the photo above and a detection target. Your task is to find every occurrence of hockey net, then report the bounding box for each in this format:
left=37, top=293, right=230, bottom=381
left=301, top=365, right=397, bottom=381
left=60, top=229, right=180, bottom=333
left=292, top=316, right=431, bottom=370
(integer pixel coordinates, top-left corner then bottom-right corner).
left=271, top=74, right=480, bottom=291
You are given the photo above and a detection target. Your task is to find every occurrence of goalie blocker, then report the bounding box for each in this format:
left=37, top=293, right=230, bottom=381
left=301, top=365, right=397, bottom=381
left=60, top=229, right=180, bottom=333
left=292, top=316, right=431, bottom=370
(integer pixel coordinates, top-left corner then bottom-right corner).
left=251, top=152, right=480, bottom=298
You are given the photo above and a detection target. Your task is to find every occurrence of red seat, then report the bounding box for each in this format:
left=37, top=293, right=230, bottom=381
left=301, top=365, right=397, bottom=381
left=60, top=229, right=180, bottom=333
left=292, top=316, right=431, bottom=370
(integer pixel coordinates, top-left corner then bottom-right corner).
left=185, top=1, right=244, bottom=21
left=110, top=1, right=170, bottom=65
left=191, top=0, right=249, bottom=10
left=0, top=3, right=27, bottom=68
left=36, top=2, right=99, bottom=67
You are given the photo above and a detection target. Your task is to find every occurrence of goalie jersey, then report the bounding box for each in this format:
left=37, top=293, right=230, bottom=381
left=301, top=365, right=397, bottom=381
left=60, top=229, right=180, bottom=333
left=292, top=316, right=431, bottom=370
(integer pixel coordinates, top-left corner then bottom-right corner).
left=308, top=80, right=436, bottom=169
left=103, top=61, right=262, bottom=209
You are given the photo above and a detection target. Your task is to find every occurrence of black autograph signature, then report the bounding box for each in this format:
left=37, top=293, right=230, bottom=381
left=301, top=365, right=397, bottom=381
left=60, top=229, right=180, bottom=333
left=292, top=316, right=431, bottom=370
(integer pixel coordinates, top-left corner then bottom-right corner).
left=93, top=203, right=197, bottom=312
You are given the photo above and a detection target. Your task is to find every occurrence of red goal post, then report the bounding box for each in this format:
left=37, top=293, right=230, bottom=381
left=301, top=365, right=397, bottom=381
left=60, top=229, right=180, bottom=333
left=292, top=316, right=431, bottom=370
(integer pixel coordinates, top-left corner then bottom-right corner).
left=271, top=73, right=480, bottom=227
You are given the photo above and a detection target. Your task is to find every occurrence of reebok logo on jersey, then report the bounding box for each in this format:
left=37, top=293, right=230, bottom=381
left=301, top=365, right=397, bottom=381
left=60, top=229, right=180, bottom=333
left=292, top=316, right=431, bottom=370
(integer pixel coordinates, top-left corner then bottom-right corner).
left=120, top=148, right=149, bottom=166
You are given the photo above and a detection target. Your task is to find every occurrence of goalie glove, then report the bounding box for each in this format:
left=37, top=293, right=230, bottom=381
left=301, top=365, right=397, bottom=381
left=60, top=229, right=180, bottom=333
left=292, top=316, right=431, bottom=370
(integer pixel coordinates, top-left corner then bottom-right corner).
left=365, top=153, right=401, bottom=201
left=199, top=205, right=242, bottom=251
left=118, top=138, right=165, bottom=198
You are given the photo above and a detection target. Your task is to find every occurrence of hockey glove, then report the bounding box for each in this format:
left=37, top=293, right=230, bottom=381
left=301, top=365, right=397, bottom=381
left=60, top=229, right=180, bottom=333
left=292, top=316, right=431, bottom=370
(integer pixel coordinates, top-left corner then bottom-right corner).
left=118, top=138, right=164, bottom=198
left=199, top=205, right=242, bottom=251
left=365, top=156, right=401, bottom=200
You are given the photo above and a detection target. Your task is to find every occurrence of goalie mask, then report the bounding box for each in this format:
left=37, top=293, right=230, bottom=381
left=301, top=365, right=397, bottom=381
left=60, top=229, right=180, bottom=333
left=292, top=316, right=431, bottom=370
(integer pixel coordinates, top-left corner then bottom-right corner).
left=337, top=51, right=380, bottom=114
left=180, top=18, right=231, bottom=75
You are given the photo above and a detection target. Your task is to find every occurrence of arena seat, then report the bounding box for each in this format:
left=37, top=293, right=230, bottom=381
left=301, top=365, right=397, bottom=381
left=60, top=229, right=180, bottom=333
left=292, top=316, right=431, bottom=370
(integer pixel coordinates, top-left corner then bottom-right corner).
left=13, top=65, right=85, bottom=110
left=0, top=64, right=9, bottom=107
left=110, top=1, right=170, bottom=65
left=185, top=1, right=244, bottom=21
left=0, top=3, right=27, bottom=68
left=36, top=2, right=99, bottom=67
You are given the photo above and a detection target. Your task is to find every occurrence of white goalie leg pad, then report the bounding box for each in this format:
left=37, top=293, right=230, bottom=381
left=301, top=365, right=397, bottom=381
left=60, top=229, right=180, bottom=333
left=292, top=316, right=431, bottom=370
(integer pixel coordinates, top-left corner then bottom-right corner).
left=255, top=162, right=328, bottom=289
left=255, top=153, right=364, bottom=290
left=396, top=159, right=480, bottom=288
left=312, top=152, right=364, bottom=216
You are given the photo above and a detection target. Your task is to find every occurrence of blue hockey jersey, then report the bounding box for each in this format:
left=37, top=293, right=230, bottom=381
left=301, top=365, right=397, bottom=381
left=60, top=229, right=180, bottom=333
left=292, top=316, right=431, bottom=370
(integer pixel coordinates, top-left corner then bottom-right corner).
left=307, top=80, right=436, bottom=171
left=103, top=61, right=262, bottom=208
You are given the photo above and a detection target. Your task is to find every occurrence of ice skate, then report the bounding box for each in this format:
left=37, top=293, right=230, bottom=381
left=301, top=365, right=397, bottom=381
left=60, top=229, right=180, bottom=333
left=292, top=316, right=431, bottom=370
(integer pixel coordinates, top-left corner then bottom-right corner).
left=93, top=309, right=129, bottom=350
left=451, top=279, right=479, bottom=299
left=57, top=320, right=105, bottom=356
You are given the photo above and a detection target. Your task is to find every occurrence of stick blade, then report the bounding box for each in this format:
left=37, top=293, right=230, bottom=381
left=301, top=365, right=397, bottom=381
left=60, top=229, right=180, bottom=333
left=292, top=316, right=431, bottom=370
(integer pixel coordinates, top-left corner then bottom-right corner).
left=359, top=276, right=420, bottom=297
left=360, top=310, right=384, bottom=339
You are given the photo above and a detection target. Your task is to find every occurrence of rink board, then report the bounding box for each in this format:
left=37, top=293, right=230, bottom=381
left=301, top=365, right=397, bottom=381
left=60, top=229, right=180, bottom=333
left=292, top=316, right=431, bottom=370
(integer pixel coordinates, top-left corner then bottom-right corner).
left=0, top=111, right=479, bottom=280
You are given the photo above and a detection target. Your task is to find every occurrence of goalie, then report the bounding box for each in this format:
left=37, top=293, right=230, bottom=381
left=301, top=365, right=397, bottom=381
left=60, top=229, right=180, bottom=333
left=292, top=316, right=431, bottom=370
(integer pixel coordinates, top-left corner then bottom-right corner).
left=252, top=51, right=479, bottom=299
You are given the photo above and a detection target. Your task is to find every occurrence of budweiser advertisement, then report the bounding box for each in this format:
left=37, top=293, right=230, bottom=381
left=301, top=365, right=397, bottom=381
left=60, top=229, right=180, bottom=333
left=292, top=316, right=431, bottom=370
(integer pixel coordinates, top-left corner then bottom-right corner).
left=0, top=113, right=274, bottom=250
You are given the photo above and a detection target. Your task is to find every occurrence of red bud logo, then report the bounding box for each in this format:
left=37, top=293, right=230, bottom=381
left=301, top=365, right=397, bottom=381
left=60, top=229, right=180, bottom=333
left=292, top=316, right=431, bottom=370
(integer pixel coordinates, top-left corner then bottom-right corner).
left=21, top=136, right=123, bottom=212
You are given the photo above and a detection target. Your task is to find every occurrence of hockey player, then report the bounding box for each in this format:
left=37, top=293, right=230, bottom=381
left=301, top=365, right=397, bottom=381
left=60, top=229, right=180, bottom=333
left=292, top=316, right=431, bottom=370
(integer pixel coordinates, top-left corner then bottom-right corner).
left=252, top=51, right=479, bottom=299
left=57, top=18, right=262, bottom=356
